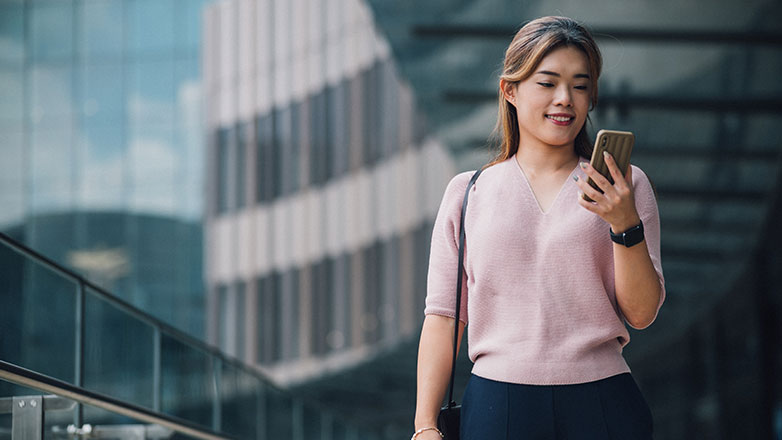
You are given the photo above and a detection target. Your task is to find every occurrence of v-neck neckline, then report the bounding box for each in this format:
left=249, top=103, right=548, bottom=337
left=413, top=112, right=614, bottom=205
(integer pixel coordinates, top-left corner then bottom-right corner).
left=511, top=154, right=585, bottom=215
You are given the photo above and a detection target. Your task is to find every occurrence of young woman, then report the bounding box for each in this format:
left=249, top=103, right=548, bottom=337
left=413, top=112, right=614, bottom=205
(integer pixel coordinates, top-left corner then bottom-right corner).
left=412, top=16, right=665, bottom=440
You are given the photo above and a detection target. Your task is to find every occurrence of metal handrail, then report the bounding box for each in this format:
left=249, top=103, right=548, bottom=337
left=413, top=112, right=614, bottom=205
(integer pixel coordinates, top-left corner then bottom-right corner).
left=0, top=231, right=280, bottom=392
left=0, top=231, right=300, bottom=437
left=0, top=360, right=234, bottom=440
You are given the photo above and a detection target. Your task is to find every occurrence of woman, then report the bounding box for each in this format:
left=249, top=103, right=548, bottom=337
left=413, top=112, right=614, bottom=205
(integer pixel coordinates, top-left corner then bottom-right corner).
left=412, top=16, right=665, bottom=440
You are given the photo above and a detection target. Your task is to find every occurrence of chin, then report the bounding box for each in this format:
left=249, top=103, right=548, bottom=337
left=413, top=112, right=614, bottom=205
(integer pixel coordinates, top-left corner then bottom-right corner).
left=542, top=135, right=577, bottom=147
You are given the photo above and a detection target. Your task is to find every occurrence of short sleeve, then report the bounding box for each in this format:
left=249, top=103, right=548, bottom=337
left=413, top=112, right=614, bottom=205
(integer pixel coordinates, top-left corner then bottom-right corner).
left=626, top=165, right=666, bottom=330
left=423, top=171, right=474, bottom=325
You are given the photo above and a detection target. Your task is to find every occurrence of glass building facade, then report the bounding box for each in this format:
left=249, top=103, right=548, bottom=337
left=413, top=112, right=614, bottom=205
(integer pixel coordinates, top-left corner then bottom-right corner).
left=204, top=0, right=454, bottom=384
left=0, top=0, right=214, bottom=337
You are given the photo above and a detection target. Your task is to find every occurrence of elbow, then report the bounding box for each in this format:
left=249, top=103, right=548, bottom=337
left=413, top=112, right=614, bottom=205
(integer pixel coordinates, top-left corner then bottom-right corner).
left=627, top=315, right=653, bottom=330
left=626, top=287, right=663, bottom=330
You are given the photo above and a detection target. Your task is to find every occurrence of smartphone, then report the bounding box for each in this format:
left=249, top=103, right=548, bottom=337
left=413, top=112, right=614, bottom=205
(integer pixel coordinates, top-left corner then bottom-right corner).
left=582, top=129, right=635, bottom=202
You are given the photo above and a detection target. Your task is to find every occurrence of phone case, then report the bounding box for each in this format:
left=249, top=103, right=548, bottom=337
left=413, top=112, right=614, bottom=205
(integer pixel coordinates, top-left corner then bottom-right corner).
left=582, top=129, right=635, bottom=203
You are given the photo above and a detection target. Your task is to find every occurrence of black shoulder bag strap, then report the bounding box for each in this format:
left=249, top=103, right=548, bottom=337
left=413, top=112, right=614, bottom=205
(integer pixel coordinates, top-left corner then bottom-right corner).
left=445, top=167, right=483, bottom=409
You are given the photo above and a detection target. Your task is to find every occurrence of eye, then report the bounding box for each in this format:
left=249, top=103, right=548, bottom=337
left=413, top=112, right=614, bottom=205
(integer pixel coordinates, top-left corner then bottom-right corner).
left=537, top=82, right=554, bottom=88
left=574, top=85, right=588, bottom=90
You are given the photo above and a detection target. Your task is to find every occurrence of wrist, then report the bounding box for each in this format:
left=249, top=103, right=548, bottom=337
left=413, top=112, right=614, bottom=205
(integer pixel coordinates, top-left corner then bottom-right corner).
left=414, top=416, right=438, bottom=430
left=610, top=215, right=642, bottom=235
left=411, top=427, right=444, bottom=440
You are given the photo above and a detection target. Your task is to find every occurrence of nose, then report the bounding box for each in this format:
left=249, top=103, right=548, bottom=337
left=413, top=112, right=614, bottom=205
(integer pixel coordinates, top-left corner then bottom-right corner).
left=553, top=85, right=573, bottom=107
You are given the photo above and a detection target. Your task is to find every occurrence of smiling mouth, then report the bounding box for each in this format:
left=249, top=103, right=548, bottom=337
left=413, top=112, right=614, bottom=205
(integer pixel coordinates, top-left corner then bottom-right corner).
left=546, top=115, right=574, bottom=122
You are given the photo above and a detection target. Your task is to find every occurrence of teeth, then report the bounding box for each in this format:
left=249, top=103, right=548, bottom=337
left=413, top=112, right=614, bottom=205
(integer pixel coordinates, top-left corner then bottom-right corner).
left=547, top=115, right=573, bottom=122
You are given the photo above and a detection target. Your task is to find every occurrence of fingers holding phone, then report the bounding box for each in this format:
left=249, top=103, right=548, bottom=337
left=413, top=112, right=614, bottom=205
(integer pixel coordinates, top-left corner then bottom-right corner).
left=575, top=130, right=641, bottom=232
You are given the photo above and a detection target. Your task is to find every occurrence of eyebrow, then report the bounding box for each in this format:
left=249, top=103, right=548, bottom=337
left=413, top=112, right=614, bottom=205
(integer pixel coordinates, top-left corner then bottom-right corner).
left=536, top=70, right=590, bottom=79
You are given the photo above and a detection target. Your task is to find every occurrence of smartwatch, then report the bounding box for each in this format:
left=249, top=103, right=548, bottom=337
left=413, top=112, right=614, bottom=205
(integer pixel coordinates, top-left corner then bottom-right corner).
left=610, top=220, right=644, bottom=247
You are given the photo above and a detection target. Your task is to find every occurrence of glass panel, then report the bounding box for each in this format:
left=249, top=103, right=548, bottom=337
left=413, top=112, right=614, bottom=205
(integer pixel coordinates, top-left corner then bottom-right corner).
left=219, top=365, right=257, bottom=439
left=264, top=386, right=293, bottom=439
left=30, top=126, right=74, bottom=213
left=217, top=128, right=231, bottom=214
left=127, top=0, right=175, bottom=56
left=83, top=287, right=155, bottom=409
left=128, top=124, right=177, bottom=215
left=0, top=244, right=76, bottom=383
left=309, top=93, right=326, bottom=186
left=81, top=63, right=124, bottom=125
left=235, top=281, right=246, bottom=360
left=289, top=101, right=302, bottom=193
left=0, top=67, right=23, bottom=127
left=31, top=66, right=74, bottom=125
left=236, top=124, right=246, bottom=210
left=160, top=333, right=215, bottom=429
left=31, top=2, right=74, bottom=61
left=175, top=0, right=212, bottom=52
left=0, top=130, right=24, bottom=229
left=79, top=126, right=125, bottom=210
left=274, top=106, right=291, bottom=196
left=128, top=60, right=175, bottom=127
left=80, top=0, right=123, bottom=60
left=0, top=4, right=24, bottom=64
left=303, top=404, right=322, bottom=439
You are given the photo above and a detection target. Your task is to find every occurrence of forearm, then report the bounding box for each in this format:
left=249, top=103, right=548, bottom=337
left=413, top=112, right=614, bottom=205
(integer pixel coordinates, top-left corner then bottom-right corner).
left=613, top=237, right=662, bottom=328
left=414, top=314, right=465, bottom=429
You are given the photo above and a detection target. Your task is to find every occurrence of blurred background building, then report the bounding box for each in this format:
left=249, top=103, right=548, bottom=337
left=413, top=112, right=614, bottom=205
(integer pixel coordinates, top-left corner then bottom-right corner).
left=0, top=0, right=211, bottom=337
left=2, top=0, right=782, bottom=439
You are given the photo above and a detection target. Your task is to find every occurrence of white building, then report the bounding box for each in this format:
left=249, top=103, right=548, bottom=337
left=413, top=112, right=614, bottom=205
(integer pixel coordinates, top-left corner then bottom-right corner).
left=203, top=0, right=456, bottom=386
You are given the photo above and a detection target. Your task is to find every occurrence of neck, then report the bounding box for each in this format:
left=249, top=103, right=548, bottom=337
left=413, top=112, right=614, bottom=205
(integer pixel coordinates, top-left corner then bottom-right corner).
left=515, top=142, right=579, bottom=176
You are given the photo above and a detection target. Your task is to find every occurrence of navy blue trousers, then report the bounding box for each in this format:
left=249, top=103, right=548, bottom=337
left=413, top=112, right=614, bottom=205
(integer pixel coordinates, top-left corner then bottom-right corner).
left=460, top=373, right=654, bottom=439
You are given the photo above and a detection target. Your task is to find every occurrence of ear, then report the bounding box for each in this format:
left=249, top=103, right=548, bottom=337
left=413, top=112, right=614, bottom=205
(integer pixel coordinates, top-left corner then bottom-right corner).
left=500, top=79, right=516, bottom=107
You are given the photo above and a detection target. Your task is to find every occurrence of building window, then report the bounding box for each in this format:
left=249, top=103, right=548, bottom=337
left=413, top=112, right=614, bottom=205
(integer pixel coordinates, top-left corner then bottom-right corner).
left=310, top=259, right=331, bottom=355
left=235, top=281, right=246, bottom=360
left=286, top=268, right=300, bottom=360
left=272, top=106, right=290, bottom=198
left=362, top=241, right=381, bottom=344
left=289, top=101, right=302, bottom=193
left=309, top=91, right=327, bottom=186
left=218, top=284, right=233, bottom=353
left=236, top=122, right=248, bottom=210
left=256, top=113, right=273, bottom=204
left=217, top=127, right=231, bottom=214
left=258, top=271, right=282, bottom=364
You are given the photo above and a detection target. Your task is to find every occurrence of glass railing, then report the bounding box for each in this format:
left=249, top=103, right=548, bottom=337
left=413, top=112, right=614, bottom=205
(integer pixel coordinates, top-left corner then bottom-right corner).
left=0, top=232, right=377, bottom=439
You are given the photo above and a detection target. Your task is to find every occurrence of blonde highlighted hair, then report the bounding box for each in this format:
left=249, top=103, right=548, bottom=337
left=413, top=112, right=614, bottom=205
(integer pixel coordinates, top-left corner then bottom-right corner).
left=486, top=16, right=602, bottom=168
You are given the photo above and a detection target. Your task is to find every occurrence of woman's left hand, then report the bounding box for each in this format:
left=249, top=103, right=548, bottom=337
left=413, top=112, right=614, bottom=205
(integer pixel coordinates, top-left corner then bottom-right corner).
left=575, top=152, right=641, bottom=233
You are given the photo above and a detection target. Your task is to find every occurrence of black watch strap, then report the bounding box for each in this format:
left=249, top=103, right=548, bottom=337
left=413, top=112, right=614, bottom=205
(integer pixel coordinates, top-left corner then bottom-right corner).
left=610, top=220, right=644, bottom=247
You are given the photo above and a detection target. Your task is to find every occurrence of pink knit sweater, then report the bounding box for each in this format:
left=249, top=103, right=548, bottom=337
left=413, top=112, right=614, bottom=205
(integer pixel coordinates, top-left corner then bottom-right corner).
left=424, top=154, right=665, bottom=385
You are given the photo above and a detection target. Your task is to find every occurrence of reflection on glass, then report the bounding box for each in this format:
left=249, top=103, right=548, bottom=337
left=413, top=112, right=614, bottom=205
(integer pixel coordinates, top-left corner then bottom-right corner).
left=128, top=124, right=177, bottom=215
left=160, top=333, right=214, bottom=428
left=31, top=126, right=74, bottom=212
left=0, top=130, right=24, bottom=227
left=127, top=0, right=175, bottom=56
left=0, top=4, right=24, bottom=64
left=0, top=68, right=23, bottom=125
left=128, top=60, right=175, bottom=127
left=80, top=126, right=125, bottom=210
left=31, top=3, right=73, bottom=61
left=82, top=63, right=124, bottom=124
left=220, top=365, right=257, bottom=439
left=80, top=0, right=123, bottom=59
left=84, top=287, right=155, bottom=410
left=31, top=66, right=74, bottom=124
left=264, top=386, right=293, bottom=439
left=0, top=247, right=76, bottom=383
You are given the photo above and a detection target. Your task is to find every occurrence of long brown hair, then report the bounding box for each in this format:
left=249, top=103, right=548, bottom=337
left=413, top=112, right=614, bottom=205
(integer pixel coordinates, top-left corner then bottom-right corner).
left=486, top=16, right=602, bottom=168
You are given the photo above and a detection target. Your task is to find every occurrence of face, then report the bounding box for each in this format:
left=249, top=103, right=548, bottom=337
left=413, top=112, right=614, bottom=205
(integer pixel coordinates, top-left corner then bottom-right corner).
left=502, top=45, right=591, bottom=150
